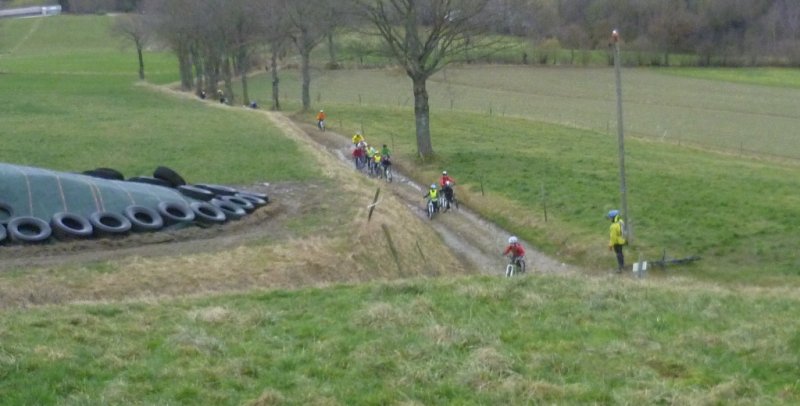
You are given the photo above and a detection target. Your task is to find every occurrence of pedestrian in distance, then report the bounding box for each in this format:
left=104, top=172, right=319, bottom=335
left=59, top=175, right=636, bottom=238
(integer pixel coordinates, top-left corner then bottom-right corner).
left=607, top=209, right=627, bottom=273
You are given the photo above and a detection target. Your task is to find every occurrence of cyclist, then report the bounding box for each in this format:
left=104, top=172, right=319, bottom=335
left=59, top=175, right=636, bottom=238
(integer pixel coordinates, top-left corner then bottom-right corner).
left=381, top=152, right=392, bottom=178
left=439, top=170, right=455, bottom=188
left=316, top=109, right=326, bottom=130
left=366, top=145, right=378, bottom=173
left=352, top=131, right=365, bottom=146
left=423, top=183, right=439, bottom=212
left=441, top=180, right=455, bottom=210
left=503, top=236, right=526, bottom=273
left=352, top=145, right=365, bottom=169
left=380, top=144, right=391, bottom=160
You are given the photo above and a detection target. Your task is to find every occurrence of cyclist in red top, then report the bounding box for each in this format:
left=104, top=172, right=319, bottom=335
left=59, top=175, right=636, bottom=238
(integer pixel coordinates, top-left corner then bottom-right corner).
left=503, top=236, right=526, bottom=272
left=439, top=170, right=455, bottom=188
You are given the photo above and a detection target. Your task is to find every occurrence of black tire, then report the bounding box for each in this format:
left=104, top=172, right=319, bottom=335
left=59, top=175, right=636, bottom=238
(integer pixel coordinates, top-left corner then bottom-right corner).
left=177, top=185, right=215, bottom=201
left=157, top=201, right=196, bottom=224
left=234, top=193, right=268, bottom=208
left=194, top=184, right=238, bottom=196
left=0, top=224, right=7, bottom=243
left=211, top=198, right=246, bottom=220
left=51, top=212, right=93, bottom=239
left=427, top=201, right=435, bottom=220
left=128, top=176, right=172, bottom=188
left=123, top=205, right=164, bottom=232
left=220, top=195, right=255, bottom=213
left=83, top=167, right=124, bottom=181
left=190, top=201, right=227, bottom=225
left=153, top=166, right=187, bottom=187
left=0, top=201, right=14, bottom=225
left=7, top=216, right=52, bottom=243
left=89, top=211, right=132, bottom=236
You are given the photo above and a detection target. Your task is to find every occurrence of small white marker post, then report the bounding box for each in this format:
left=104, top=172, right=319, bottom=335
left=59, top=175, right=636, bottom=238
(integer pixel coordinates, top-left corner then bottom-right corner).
left=633, top=261, right=648, bottom=278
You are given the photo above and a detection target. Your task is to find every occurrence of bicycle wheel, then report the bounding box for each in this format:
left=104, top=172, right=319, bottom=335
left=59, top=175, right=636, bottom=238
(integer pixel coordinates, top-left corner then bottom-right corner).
left=518, top=259, right=526, bottom=274
left=385, top=166, right=392, bottom=182
left=427, top=201, right=435, bottom=219
left=505, top=264, right=514, bottom=277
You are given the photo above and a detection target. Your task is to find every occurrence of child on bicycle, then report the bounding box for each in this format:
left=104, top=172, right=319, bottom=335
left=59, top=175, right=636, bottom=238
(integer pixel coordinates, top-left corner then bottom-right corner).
left=316, top=110, right=326, bottom=130
left=441, top=180, right=455, bottom=210
left=352, top=131, right=364, bottom=146
left=503, top=236, right=526, bottom=271
left=423, top=184, right=439, bottom=212
left=439, top=170, right=455, bottom=188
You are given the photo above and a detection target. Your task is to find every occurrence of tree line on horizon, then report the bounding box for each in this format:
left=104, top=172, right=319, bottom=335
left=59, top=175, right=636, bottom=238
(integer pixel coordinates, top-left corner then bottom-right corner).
left=95, top=0, right=800, bottom=158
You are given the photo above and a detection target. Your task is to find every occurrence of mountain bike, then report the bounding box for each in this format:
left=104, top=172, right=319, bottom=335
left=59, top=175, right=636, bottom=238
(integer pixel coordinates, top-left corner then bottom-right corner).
left=504, top=256, right=526, bottom=277
left=426, top=198, right=436, bottom=220
left=317, top=119, right=326, bottom=131
left=383, top=164, right=392, bottom=182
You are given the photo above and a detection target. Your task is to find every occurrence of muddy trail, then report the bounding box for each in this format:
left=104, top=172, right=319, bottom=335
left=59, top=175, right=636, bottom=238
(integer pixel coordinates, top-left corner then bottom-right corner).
left=292, top=118, right=576, bottom=276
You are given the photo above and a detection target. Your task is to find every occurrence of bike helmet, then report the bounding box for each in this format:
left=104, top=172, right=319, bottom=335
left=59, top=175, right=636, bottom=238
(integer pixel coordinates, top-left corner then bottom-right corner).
left=442, top=171, right=447, bottom=175
left=430, top=183, right=437, bottom=189
left=508, top=236, right=518, bottom=244
left=607, top=209, right=619, bottom=219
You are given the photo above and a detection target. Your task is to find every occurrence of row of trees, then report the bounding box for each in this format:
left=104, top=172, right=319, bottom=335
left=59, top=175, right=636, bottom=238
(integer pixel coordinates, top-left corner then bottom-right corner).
left=108, top=0, right=800, bottom=158
left=114, top=0, right=490, bottom=158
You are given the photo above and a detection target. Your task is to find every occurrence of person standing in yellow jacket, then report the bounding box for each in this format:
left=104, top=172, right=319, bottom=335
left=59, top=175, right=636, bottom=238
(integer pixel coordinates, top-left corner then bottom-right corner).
left=607, top=209, right=626, bottom=273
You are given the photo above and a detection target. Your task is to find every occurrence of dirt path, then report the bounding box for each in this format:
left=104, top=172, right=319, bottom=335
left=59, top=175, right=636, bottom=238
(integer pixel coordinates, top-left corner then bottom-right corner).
left=292, top=119, right=576, bottom=276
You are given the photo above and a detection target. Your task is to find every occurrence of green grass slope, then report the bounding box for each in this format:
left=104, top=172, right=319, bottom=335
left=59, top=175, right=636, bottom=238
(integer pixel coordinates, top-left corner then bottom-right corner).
left=0, top=15, right=313, bottom=183
left=1, top=275, right=798, bottom=404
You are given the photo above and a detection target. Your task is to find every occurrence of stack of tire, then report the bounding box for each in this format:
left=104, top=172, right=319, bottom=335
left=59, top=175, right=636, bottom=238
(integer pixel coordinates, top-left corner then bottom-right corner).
left=0, top=165, right=269, bottom=244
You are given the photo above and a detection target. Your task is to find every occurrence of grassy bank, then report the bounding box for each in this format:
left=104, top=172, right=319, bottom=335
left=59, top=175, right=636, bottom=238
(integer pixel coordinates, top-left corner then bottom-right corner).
left=1, top=274, right=798, bottom=404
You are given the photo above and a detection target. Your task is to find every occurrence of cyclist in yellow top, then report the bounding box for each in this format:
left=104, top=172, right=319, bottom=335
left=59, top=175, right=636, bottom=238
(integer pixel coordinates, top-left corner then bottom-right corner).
left=423, top=184, right=439, bottom=212
left=352, top=131, right=364, bottom=145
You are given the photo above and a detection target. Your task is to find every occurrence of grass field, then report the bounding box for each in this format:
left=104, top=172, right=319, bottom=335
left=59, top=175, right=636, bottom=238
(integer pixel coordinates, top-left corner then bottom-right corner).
left=1, top=275, right=799, bottom=404
left=0, top=15, right=313, bottom=183
left=1, top=14, right=800, bottom=405
left=264, top=65, right=800, bottom=160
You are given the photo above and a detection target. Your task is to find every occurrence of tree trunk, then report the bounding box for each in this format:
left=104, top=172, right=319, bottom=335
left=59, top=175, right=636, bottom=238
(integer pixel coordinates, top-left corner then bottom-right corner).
left=238, top=50, right=250, bottom=105
left=412, top=76, right=434, bottom=158
left=223, top=57, right=234, bottom=105
left=240, top=71, right=249, bottom=106
left=192, top=47, right=204, bottom=97
left=271, top=50, right=280, bottom=111
left=136, top=42, right=145, bottom=80
left=177, top=44, right=193, bottom=91
left=301, top=48, right=311, bottom=111
left=327, top=31, right=336, bottom=65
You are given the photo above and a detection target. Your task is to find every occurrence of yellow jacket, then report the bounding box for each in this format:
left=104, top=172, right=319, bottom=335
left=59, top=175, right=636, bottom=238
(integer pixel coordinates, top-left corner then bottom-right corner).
left=609, top=216, right=626, bottom=247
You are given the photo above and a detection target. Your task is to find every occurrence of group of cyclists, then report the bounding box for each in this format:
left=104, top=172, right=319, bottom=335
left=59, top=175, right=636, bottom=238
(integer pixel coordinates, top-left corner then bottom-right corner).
left=422, top=170, right=458, bottom=215
left=351, top=131, right=393, bottom=180
left=325, top=115, right=527, bottom=276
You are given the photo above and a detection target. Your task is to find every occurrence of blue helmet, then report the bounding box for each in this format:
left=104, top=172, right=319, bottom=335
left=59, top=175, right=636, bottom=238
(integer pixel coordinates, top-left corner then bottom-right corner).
left=607, top=209, right=619, bottom=219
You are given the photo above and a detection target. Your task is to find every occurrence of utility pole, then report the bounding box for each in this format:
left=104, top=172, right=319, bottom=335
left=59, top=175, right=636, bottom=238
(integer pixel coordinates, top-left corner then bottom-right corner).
left=612, top=29, right=632, bottom=243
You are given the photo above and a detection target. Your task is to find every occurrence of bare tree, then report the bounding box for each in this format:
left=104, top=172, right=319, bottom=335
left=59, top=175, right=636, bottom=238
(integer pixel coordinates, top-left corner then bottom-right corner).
left=252, top=0, right=290, bottom=110
left=280, top=0, right=336, bottom=111
left=111, top=13, right=150, bottom=80
left=355, top=0, right=489, bottom=158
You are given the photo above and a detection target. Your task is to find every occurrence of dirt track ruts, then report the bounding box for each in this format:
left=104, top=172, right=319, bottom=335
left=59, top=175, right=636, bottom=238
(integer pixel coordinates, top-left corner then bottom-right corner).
left=287, top=116, right=576, bottom=276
